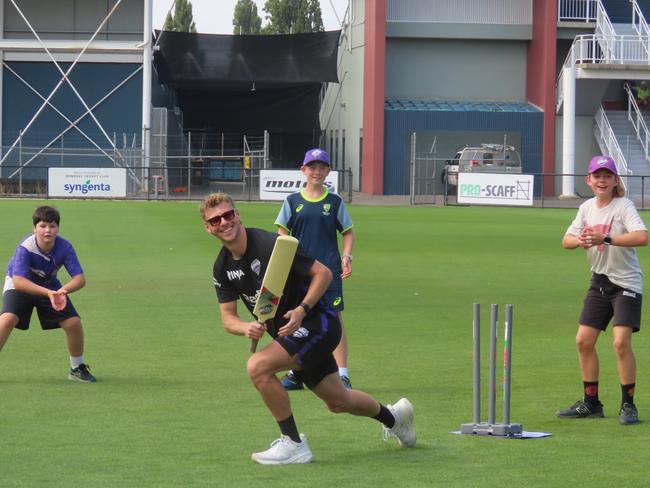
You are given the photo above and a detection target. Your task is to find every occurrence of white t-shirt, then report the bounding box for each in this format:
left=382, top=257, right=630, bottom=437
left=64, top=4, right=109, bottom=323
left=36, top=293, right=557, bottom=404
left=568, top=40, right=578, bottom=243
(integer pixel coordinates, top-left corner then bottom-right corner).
left=566, top=197, right=647, bottom=293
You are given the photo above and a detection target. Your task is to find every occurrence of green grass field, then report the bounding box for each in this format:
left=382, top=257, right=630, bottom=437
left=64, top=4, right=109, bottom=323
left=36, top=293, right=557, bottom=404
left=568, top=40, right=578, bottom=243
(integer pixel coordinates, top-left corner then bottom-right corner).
left=1, top=199, right=648, bottom=487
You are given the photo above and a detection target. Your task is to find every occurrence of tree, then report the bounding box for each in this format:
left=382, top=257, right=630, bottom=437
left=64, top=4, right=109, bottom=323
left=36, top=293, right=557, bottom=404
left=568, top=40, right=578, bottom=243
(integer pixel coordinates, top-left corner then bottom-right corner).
left=261, top=0, right=324, bottom=34
left=163, top=0, right=197, bottom=33
left=233, top=0, right=263, bottom=35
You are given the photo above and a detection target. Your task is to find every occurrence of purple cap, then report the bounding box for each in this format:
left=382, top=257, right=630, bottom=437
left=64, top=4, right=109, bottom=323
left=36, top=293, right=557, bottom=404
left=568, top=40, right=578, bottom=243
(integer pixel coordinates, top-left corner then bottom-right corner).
left=302, top=148, right=330, bottom=166
left=588, top=155, right=618, bottom=175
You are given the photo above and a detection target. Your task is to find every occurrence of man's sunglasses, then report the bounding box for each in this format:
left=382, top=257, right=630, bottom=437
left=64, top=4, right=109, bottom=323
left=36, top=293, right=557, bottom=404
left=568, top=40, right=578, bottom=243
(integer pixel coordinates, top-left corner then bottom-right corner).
left=205, top=209, right=236, bottom=226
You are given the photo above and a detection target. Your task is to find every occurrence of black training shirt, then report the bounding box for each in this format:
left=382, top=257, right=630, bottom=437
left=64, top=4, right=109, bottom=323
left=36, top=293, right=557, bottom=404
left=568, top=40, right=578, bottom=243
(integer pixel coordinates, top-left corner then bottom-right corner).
left=212, top=228, right=317, bottom=336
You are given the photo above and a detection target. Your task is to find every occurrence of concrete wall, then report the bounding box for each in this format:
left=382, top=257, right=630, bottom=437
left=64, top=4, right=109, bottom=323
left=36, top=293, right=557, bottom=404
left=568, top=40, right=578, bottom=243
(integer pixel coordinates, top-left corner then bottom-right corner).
left=319, top=15, right=365, bottom=191
left=385, top=38, right=528, bottom=102
left=386, top=0, right=532, bottom=25
left=555, top=115, right=600, bottom=196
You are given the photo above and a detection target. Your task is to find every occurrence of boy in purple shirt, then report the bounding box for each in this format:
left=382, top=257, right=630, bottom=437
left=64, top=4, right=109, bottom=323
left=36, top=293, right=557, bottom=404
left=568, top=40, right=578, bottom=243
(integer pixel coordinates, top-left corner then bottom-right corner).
left=0, top=206, right=96, bottom=382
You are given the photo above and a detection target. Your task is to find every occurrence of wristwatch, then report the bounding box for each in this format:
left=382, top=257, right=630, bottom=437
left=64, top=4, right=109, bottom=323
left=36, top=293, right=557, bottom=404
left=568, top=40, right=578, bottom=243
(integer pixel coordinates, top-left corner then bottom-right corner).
left=300, top=302, right=311, bottom=314
left=342, top=253, right=353, bottom=261
left=604, top=234, right=612, bottom=245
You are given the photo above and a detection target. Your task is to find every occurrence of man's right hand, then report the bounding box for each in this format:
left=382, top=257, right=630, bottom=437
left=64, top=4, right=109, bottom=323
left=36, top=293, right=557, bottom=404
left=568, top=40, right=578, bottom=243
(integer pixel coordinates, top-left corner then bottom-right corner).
left=247, top=321, right=266, bottom=341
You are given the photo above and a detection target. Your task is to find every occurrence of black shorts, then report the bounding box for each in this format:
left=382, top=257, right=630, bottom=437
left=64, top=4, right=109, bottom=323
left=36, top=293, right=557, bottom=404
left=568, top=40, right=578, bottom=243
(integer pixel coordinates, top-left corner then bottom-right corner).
left=275, top=308, right=341, bottom=389
left=1, top=289, right=79, bottom=330
left=579, top=273, right=642, bottom=332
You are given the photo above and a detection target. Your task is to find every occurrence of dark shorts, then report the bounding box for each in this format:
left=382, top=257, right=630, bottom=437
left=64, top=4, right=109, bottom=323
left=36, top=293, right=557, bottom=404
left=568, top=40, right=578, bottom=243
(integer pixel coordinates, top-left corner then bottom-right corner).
left=579, top=273, right=642, bottom=332
left=1, top=289, right=79, bottom=330
left=322, top=276, right=344, bottom=312
left=276, top=308, right=341, bottom=389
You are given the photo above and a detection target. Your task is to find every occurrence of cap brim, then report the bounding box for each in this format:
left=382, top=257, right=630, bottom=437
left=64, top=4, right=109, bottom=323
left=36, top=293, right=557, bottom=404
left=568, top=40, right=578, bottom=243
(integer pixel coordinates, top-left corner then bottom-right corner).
left=589, top=167, right=617, bottom=175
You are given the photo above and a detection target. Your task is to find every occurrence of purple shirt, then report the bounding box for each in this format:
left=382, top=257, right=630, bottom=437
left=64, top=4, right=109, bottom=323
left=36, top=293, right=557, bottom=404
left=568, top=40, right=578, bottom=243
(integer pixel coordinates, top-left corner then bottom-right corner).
left=4, top=234, right=83, bottom=292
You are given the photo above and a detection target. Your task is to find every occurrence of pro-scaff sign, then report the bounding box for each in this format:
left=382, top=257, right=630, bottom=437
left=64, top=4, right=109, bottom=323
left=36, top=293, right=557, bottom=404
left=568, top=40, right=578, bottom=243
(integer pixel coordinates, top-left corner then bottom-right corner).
left=48, top=167, right=127, bottom=198
left=457, top=173, right=534, bottom=206
left=259, top=169, right=339, bottom=201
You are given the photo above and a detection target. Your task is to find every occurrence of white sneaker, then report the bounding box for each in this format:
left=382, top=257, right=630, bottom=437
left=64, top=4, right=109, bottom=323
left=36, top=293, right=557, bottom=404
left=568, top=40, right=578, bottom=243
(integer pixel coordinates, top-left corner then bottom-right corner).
left=251, top=434, right=313, bottom=465
left=382, top=398, right=416, bottom=448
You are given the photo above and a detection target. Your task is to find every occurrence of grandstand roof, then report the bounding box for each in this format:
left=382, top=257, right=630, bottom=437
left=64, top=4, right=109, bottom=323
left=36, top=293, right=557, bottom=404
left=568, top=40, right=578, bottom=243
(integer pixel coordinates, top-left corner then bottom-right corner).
left=385, top=100, right=541, bottom=112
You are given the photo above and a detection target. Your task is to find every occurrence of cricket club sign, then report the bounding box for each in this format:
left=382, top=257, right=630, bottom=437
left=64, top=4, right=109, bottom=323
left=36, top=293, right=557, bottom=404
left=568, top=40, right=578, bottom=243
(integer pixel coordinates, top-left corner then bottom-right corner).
left=48, top=167, right=127, bottom=198
left=259, top=170, right=339, bottom=201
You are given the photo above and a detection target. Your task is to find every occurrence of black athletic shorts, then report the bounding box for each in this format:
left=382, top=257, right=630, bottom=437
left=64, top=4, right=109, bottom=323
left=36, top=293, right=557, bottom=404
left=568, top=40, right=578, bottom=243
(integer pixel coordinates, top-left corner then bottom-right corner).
left=276, top=307, right=341, bottom=389
left=579, top=273, right=642, bottom=332
left=1, top=289, right=79, bottom=330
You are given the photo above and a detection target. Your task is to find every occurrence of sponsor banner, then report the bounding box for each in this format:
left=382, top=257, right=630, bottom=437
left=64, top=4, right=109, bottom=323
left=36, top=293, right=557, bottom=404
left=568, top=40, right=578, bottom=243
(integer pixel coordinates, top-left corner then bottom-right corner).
left=48, top=167, right=127, bottom=198
left=457, top=173, right=534, bottom=206
left=259, top=170, right=339, bottom=200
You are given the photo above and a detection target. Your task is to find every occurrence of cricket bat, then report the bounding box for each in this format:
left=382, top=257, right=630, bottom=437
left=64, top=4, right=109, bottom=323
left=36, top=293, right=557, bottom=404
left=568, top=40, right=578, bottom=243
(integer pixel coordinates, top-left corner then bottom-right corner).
left=250, top=235, right=299, bottom=352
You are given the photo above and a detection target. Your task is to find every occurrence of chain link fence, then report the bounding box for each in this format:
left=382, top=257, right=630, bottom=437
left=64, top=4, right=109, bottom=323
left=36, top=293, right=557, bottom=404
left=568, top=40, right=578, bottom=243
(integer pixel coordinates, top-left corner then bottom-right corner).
left=408, top=131, right=650, bottom=209
left=409, top=160, right=650, bottom=209
left=0, top=162, right=354, bottom=203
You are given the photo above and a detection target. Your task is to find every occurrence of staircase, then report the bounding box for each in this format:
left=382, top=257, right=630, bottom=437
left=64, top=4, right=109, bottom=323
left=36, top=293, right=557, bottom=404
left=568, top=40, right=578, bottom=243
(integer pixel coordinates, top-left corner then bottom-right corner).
left=558, top=0, right=650, bottom=199
left=556, top=0, right=650, bottom=112
left=602, top=110, right=648, bottom=196
left=610, top=21, right=649, bottom=61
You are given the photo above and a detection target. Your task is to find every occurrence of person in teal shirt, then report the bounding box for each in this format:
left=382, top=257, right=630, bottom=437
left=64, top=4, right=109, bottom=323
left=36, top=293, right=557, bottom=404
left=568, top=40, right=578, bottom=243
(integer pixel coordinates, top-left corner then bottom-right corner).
left=275, top=148, right=355, bottom=390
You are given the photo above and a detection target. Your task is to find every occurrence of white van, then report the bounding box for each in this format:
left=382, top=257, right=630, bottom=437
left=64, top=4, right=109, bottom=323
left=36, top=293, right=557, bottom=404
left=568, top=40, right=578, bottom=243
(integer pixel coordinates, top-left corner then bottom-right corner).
left=458, top=144, right=522, bottom=173
left=442, top=144, right=522, bottom=193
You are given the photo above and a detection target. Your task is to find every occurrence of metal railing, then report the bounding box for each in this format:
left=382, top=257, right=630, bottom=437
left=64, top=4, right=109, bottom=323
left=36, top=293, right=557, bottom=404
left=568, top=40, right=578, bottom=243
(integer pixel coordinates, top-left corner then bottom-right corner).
left=557, top=35, right=603, bottom=111
left=558, top=0, right=597, bottom=22
left=624, top=82, right=650, bottom=164
left=631, top=0, right=650, bottom=45
left=594, top=106, right=631, bottom=191
left=556, top=0, right=650, bottom=111
left=442, top=172, right=650, bottom=209
left=595, top=0, right=616, bottom=57
left=557, top=34, right=650, bottom=111
left=0, top=165, right=354, bottom=204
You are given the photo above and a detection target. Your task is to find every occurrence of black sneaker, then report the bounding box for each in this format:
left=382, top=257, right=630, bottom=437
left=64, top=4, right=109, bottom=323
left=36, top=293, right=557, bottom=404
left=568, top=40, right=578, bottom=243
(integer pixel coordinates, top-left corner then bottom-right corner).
left=557, top=399, right=604, bottom=418
left=68, top=363, right=97, bottom=383
left=618, top=402, right=639, bottom=425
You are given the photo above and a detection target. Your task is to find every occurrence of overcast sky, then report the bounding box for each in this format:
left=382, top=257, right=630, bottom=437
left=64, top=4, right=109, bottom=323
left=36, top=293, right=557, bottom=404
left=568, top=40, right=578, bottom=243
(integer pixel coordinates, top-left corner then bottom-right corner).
left=152, top=0, right=349, bottom=34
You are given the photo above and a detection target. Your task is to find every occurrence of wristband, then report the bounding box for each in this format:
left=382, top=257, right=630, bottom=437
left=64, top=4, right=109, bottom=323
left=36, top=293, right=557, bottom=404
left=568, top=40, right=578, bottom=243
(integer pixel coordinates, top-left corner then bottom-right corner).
left=300, top=302, right=311, bottom=314
left=342, top=253, right=353, bottom=262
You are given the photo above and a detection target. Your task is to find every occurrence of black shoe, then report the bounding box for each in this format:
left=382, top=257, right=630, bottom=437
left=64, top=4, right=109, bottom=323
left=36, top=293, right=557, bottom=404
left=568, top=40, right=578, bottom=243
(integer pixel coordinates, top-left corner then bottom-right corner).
left=68, top=363, right=97, bottom=383
left=557, top=399, right=604, bottom=418
left=618, top=402, right=639, bottom=425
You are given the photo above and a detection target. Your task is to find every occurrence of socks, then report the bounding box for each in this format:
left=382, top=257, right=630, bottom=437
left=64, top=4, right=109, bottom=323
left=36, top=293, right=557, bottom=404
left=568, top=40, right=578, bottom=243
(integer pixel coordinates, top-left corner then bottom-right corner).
left=582, top=382, right=637, bottom=406
left=278, top=414, right=301, bottom=443
left=338, top=367, right=349, bottom=378
left=621, top=383, right=636, bottom=405
left=70, top=355, right=84, bottom=369
left=373, top=404, right=395, bottom=429
left=583, top=381, right=599, bottom=404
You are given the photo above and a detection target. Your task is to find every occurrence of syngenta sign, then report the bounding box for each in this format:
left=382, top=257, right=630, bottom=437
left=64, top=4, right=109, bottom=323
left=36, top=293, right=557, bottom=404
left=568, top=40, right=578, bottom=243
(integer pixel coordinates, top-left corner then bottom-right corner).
left=48, top=168, right=127, bottom=198
left=457, top=173, right=534, bottom=206
left=63, top=180, right=113, bottom=194
left=259, top=170, right=339, bottom=201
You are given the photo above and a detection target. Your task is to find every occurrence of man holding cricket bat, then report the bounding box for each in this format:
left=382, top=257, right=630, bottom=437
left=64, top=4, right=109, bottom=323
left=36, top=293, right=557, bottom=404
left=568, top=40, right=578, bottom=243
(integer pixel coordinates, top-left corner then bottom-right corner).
left=201, top=192, right=415, bottom=465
